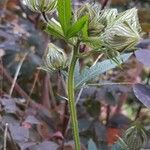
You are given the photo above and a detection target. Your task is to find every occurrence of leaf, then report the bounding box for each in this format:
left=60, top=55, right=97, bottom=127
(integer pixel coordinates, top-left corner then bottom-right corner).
left=28, top=141, right=59, bottom=150
left=107, top=128, right=122, bottom=145
left=137, top=39, right=150, bottom=49
left=75, top=53, right=132, bottom=89
left=66, top=16, right=88, bottom=38
left=9, top=125, right=29, bottom=142
left=18, top=142, right=37, bottom=150
left=82, top=37, right=102, bottom=49
left=78, top=117, right=92, bottom=132
left=46, top=20, right=64, bottom=39
left=133, top=83, right=150, bottom=108
left=0, top=98, right=18, bottom=114
left=88, top=139, right=98, bottom=150
left=57, top=0, right=72, bottom=35
left=111, top=143, right=122, bottom=150
left=82, top=19, right=88, bottom=38
left=23, top=115, right=41, bottom=125
left=135, top=49, right=150, bottom=67
left=94, top=121, right=107, bottom=142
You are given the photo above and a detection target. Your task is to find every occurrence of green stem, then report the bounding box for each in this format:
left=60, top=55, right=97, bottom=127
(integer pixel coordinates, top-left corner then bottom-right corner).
left=67, top=44, right=80, bottom=150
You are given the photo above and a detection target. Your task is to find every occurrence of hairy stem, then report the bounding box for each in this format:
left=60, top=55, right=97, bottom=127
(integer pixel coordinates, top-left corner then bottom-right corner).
left=67, top=44, right=80, bottom=150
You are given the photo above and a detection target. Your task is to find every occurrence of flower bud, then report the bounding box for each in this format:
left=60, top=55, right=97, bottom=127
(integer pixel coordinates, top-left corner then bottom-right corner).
left=98, top=8, right=118, bottom=27
left=76, top=3, right=104, bottom=36
left=101, top=8, right=141, bottom=52
left=42, top=43, right=67, bottom=71
left=124, top=125, right=147, bottom=150
left=25, top=0, right=57, bottom=13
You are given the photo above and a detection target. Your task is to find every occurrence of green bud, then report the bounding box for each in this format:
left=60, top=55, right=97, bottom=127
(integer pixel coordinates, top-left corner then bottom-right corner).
left=42, top=43, right=67, bottom=71
left=76, top=3, right=104, bottom=36
left=101, top=8, right=141, bottom=52
left=25, top=0, right=57, bottom=13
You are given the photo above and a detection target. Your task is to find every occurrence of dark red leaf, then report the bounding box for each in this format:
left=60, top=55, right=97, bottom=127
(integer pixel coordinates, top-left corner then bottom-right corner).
left=23, top=115, right=41, bottom=125
left=135, top=49, right=150, bottom=67
left=0, top=98, right=18, bottom=114
left=28, top=141, right=59, bottom=150
left=133, top=83, right=150, bottom=107
left=18, top=142, right=36, bottom=150
left=9, top=125, right=29, bottom=142
left=106, top=128, right=122, bottom=144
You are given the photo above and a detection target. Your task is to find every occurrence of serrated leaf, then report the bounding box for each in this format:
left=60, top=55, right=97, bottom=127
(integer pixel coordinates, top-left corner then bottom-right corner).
left=57, top=0, right=72, bottom=35
left=133, top=83, right=150, bottom=108
left=88, top=139, right=98, bottom=150
left=46, top=21, right=64, bottom=39
left=66, top=16, right=88, bottom=38
left=75, top=53, right=132, bottom=89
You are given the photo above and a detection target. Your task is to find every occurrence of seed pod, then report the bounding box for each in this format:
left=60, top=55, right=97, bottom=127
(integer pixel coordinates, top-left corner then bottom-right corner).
left=98, top=9, right=118, bottom=27
left=115, top=8, right=141, bottom=32
left=42, top=43, right=67, bottom=71
left=25, top=0, right=57, bottom=13
left=102, top=22, right=141, bottom=52
left=124, top=125, right=147, bottom=150
left=117, top=137, right=129, bottom=150
left=101, top=8, right=142, bottom=52
left=76, top=3, right=104, bottom=36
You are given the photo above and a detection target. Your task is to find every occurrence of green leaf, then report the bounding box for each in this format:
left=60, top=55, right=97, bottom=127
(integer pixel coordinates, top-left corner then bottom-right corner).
left=88, top=139, right=97, bottom=150
left=45, top=20, right=64, bottom=39
left=74, top=53, right=132, bottom=89
left=66, top=16, right=88, bottom=38
left=82, top=19, right=88, bottom=38
left=57, top=0, right=72, bottom=35
left=82, top=37, right=103, bottom=49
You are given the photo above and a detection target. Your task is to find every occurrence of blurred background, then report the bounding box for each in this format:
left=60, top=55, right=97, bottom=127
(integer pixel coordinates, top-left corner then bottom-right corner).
left=0, top=0, right=150, bottom=150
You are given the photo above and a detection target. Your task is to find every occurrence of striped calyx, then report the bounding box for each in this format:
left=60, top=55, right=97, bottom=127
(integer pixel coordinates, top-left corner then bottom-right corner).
left=41, top=43, right=67, bottom=71
left=75, top=4, right=141, bottom=55
left=124, top=125, right=147, bottom=150
left=101, top=8, right=142, bottom=52
left=118, top=125, right=147, bottom=150
left=25, top=0, right=57, bottom=13
left=76, top=3, right=104, bottom=36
